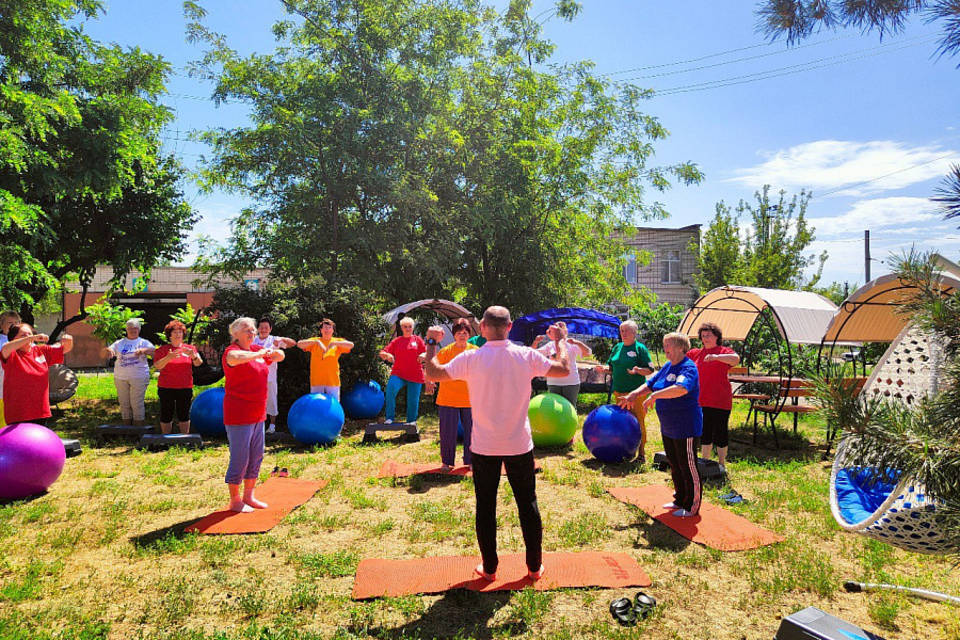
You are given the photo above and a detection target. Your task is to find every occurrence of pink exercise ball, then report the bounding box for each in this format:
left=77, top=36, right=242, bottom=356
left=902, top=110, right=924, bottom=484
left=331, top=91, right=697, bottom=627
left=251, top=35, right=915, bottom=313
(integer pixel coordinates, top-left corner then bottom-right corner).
left=0, top=423, right=66, bottom=500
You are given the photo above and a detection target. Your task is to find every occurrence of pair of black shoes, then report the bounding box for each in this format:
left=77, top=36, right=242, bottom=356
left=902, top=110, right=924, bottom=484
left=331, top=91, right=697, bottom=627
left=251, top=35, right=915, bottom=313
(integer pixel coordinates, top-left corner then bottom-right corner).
left=609, top=592, right=656, bottom=626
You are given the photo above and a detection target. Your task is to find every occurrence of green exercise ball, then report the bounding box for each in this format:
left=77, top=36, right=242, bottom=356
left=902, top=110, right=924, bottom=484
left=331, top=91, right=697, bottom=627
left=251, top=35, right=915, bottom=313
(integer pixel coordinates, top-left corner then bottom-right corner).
left=528, top=393, right=579, bottom=447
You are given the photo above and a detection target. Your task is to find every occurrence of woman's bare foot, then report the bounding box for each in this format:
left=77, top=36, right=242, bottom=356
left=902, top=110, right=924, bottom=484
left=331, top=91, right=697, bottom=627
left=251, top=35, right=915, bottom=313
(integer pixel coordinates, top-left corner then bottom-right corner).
left=230, top=500, right=254, bottom=513
left=244, top=495, right=268, bottom=509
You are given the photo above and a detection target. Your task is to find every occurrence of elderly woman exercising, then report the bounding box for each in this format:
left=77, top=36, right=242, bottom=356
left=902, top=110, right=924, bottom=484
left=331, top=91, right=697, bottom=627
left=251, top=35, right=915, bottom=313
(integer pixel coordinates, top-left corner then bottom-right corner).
left=379, top=317, right=426, bottom=424
left=619, top=332, right=702, bottom=517
left=1, top=323, right=73, bottom=426
left=595, top=320, right=654, bottom=461
left=222, top=317, right=285, bottom=512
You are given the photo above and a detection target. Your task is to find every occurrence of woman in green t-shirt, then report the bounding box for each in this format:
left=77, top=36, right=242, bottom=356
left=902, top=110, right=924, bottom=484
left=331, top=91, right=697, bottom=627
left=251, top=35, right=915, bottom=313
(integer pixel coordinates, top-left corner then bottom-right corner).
left=595, top=320, right=654, bottom=461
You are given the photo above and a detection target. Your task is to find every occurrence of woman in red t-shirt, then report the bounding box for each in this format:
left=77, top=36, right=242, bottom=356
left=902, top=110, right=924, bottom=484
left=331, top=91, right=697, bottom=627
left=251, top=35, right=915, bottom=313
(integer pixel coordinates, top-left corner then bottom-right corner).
left=153, top=320, right=204, bottom=435
left=221, top=316, right=285, bottom=513
left=686, top=322, right=740, bottom=469
left=378, top=316, right=426, bottom=424
left=1, top=324, right=73, bottom=425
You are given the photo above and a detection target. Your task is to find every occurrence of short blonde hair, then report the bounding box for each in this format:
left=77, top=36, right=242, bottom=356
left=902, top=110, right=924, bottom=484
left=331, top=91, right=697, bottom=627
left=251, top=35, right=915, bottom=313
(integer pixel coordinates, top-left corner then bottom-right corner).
left=663, top=332, right=691, bottom=351
left=399, top=317, right=415, bottom=328
left=620, top=320, right=638, bottom=334
left=229, top=317, right=257, bottom=340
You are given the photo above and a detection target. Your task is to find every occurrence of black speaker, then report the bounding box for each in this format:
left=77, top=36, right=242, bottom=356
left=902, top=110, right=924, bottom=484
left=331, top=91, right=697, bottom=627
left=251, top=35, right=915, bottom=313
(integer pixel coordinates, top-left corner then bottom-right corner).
left=775, top=607, right=885, bottom=640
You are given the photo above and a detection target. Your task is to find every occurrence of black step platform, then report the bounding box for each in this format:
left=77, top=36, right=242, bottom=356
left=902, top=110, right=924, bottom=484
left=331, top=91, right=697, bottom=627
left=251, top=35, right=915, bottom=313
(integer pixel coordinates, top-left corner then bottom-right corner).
left=137, top=433, right=204, bottom=451
left=61, top=438, right=82, bottom=458
left=95, top=424, right=155, bottom=443
left=362, top=421, right=420, bottom=444
left=651, top=451, right=727, bottom=483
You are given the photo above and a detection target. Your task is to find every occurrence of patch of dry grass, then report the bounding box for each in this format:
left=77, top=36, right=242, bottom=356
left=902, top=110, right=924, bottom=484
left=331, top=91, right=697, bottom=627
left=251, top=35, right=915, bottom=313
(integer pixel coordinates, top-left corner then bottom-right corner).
left=1, top=387, right=958, bottom=640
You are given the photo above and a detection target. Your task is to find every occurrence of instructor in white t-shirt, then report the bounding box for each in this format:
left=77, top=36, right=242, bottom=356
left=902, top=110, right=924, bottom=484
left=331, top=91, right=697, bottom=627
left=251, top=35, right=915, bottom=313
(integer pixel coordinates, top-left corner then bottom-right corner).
left=424, top=306, right=571, bottom=583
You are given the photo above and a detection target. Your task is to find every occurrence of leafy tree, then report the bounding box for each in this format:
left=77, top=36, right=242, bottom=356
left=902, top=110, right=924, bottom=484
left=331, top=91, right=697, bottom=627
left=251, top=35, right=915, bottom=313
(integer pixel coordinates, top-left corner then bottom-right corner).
left=187, top=0, right=701, bottom=314
left=692, top=186, right=826, bottom=292
left=0, top=0, right=196, bottom=331
left=691, top=203, right=741, bottom=292
left=84, top=301, right=143, bottom=345
left=203, top=279, right=387, bottom=420
left=756, top=0, right=960, bottom=226
left=630, top=302, right=685, bottom=360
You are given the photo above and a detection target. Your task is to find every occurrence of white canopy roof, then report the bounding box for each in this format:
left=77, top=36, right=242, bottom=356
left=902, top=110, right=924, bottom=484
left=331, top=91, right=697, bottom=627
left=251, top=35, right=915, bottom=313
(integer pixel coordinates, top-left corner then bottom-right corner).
left=822, top=272, right=960, bottom=344
left=678, top=286, right=838, bottom=345
left=382, top=299, right=480, bottom=338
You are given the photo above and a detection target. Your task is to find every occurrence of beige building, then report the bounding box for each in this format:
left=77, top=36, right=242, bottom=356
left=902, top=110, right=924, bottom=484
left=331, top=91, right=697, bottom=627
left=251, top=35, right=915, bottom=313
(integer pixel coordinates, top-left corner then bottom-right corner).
left=618, top=224, right=701, bottom=306
left=62, top=266, right=270, bottom=368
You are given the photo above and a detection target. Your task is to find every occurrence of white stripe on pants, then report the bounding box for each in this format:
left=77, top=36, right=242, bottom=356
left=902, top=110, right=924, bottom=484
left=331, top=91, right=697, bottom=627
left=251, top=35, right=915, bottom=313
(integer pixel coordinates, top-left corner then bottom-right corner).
left=115, top=376, right=150, bottom=421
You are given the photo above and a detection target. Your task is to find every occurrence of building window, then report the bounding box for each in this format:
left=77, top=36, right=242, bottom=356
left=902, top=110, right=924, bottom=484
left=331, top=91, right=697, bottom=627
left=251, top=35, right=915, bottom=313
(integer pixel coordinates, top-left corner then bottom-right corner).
left=244, top=278, right=260, bottom=291
left=623, top=253, right=637, bottom=284
left=661, top=250, right=681, bottom=284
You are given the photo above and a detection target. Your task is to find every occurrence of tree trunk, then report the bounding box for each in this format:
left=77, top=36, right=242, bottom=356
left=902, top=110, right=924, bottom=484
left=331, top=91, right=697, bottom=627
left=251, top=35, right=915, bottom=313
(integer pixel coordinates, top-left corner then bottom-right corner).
left=49, top=283, right=89, bottom=342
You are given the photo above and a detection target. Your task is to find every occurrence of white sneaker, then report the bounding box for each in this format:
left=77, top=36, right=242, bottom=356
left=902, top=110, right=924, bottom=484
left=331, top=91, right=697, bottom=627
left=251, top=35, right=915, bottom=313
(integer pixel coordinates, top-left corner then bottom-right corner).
left=662, top=502, right=679, bottom=509
left=266, top=424, right=276, bottom=434
left=672, top=508, right=696, bottom=518
left=383, top=419, right=393, bottom=425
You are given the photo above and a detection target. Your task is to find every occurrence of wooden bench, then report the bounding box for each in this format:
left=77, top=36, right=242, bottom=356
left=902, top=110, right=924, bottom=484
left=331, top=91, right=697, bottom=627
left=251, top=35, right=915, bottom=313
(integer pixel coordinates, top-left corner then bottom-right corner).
left=753, top=380, right=817, bottom=448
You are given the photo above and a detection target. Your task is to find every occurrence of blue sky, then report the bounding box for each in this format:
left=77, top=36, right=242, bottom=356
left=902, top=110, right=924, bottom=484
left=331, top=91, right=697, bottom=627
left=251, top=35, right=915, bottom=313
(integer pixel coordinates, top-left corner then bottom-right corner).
left=82, top=1, right=960, bottom=288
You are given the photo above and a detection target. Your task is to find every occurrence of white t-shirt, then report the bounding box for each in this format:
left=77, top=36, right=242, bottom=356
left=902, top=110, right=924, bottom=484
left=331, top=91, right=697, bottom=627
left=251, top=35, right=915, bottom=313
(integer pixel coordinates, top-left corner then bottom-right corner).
left=538, top=341, right=582, bottom=386
left=444, top=340, right=552, bottom=456
left=252, top=334, right=279, bottom=382
left=0, top=335, right=7, bottom=400
left=109, top=337, right=154, bottom=380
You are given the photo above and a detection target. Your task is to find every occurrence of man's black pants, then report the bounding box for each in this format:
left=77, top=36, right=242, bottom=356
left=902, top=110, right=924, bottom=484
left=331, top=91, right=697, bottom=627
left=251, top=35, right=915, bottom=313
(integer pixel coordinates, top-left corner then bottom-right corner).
left=471, top=449, right=542, bottom=574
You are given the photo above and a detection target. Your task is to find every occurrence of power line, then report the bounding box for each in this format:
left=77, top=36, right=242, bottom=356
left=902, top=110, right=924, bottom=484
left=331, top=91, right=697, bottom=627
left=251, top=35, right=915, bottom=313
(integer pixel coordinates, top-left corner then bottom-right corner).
left=650, top=35, right=938, bottom=95
left=609, top=34, right=854, bottom=80
left=601, top=42, right=774, bottom=77
left=813, top=153, right=959, bottom=199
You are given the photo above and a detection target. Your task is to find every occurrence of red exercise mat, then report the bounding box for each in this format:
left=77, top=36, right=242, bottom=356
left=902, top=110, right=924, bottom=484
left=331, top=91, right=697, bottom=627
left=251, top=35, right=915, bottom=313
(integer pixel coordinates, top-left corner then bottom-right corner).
left=352, top=551, right=650, bottom=599
left=376, top=459, right=541, bottom=478
left=608, top=485, right=784, bottom=551
left=185, top=477, right=328, bottom=535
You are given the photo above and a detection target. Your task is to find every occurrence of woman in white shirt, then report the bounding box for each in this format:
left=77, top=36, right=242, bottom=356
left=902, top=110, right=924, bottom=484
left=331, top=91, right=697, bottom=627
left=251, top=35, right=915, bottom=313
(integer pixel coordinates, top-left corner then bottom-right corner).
left=531, top=334, right=591, bottom=408
left=102, top=318, right=155, bottom=426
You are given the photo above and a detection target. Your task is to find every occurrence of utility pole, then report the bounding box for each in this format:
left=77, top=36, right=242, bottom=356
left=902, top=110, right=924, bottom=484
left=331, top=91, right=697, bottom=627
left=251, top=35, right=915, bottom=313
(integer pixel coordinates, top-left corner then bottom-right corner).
left=864, top=230, right=871, bottom=282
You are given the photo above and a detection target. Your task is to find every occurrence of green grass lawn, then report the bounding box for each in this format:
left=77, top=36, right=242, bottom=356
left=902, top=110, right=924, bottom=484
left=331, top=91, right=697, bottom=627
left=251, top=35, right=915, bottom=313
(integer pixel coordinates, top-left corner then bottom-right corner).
left=1, top=373, right=957, bottom=640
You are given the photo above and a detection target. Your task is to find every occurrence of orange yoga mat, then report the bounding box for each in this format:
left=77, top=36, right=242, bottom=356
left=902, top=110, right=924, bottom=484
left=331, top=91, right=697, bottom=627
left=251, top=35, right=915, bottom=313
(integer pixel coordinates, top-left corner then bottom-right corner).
left=377, top=459, right=541, bottom=478
left=352, top=551, right=650, bottom=599
left=608, top=485, right=784, bottom=551
left=185, top=477, right=328, bottom=535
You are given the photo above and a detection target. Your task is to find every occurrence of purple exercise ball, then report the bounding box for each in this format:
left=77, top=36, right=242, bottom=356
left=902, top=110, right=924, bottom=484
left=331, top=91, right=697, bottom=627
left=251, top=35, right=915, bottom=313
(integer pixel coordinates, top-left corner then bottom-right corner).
left=0, top=422, right=66, bottom=500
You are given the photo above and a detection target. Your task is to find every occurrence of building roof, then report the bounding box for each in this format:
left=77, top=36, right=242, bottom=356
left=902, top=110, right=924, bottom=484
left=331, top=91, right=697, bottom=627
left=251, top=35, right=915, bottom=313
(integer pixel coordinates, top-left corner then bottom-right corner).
left=677, top=286, right=838, bottom=345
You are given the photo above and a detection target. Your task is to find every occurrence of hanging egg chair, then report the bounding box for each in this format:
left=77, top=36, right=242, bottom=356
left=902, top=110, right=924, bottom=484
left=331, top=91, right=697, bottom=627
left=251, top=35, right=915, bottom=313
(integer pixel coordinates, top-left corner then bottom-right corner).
left=829, top=441, right=954, bottom=554
left=827, top=322, right=956, bottom=554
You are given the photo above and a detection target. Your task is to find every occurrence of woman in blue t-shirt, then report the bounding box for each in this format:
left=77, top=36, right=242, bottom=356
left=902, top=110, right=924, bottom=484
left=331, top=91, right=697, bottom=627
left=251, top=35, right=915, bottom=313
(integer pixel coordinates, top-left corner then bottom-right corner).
left=618, top=332, right=703, bottom=517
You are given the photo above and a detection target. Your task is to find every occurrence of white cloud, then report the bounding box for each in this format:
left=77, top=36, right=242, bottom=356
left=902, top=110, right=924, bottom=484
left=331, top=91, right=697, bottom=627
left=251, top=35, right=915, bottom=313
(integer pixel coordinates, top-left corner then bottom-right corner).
left=809, top=196, right=940, bottom=236
left=729, top=140, right=958, bottom=197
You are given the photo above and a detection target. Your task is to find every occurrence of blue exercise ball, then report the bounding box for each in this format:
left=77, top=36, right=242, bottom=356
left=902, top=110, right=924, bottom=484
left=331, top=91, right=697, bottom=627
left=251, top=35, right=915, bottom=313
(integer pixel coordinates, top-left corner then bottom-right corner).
left=341, top=381, right=385, bottom=420
left=190, top=387, right=226, bottom=436
left=288, top=393, right=345, bottom=446
left=582, top=404, right=641, bottom=463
